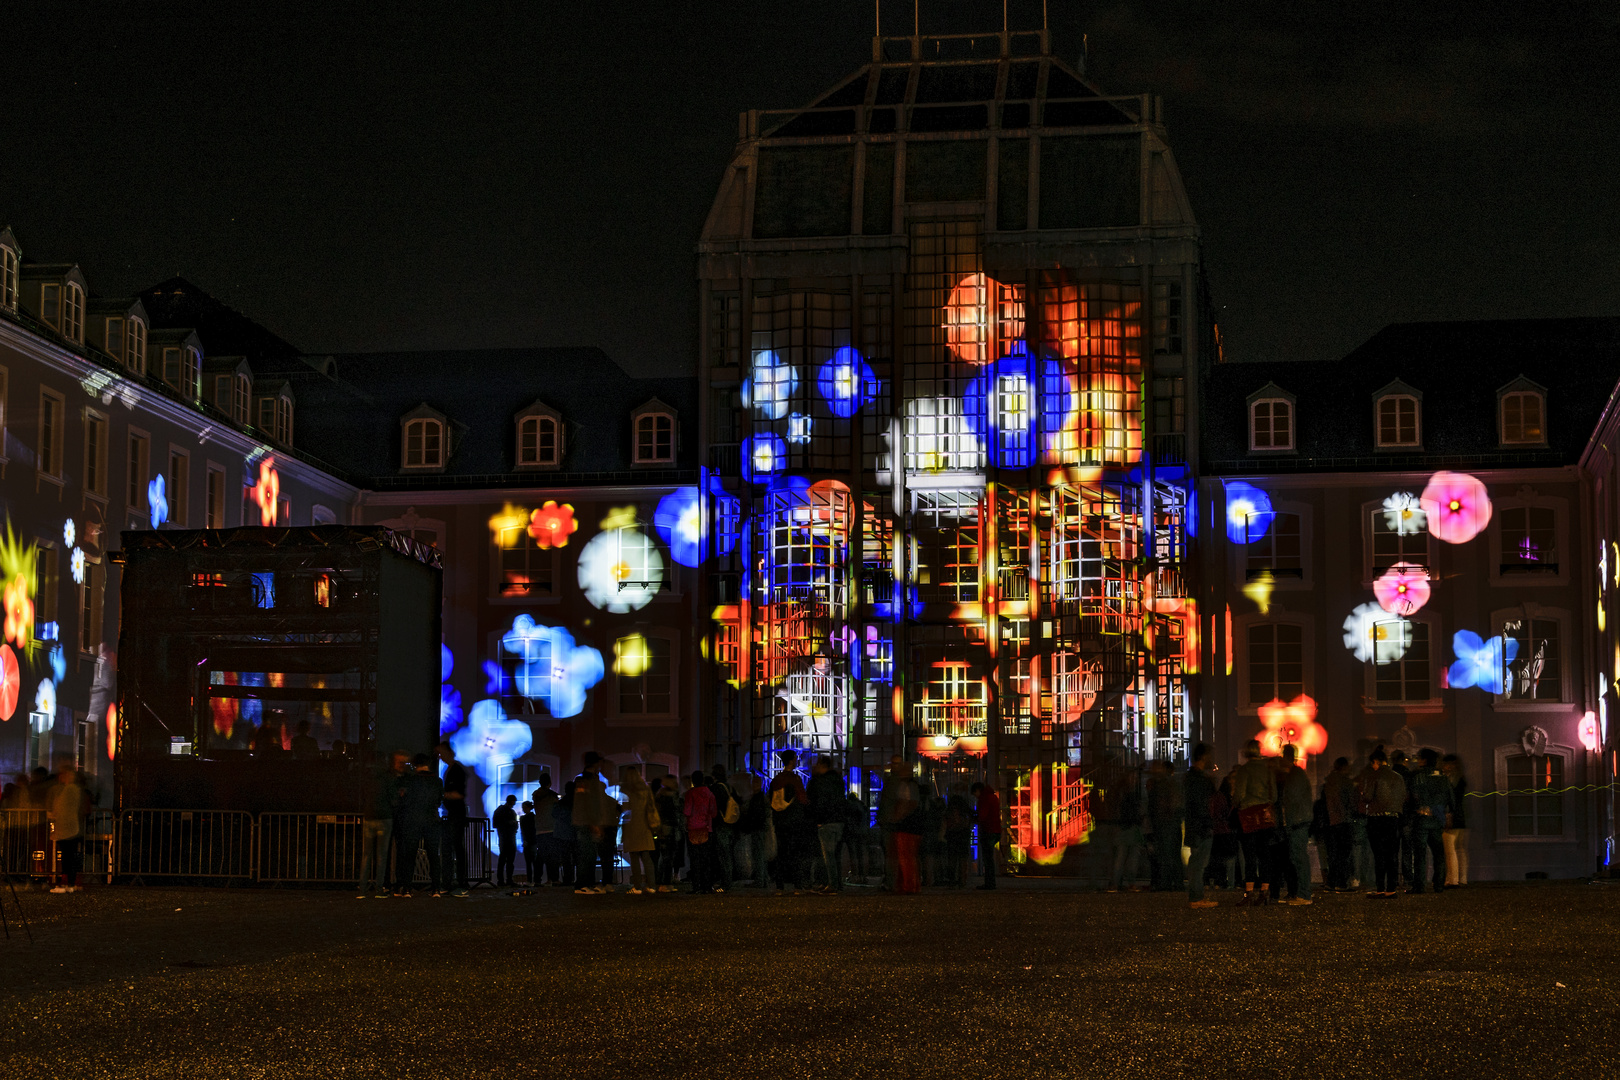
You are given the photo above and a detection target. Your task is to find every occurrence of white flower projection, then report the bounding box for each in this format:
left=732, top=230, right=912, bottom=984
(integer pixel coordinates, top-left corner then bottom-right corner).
left=1381, top=492, right=1427, bottom=535
left=578, top=527, right=664, bottom=613
left=1342, top=602, right=1410, bottom=665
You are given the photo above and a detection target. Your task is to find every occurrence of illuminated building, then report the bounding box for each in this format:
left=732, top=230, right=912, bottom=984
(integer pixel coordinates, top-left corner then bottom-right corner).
left=1203, top=317, right=1620, bottom=880
left=695, top=25, right=1204, bottom=859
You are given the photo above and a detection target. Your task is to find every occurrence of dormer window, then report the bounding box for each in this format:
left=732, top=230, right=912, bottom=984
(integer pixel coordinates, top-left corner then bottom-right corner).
left=258, top=393, right=293, bottom=444
left=1501, top=386, right=1546, bottom=446
left=400, top=406, right=448, bottom=470
left=40, top=281, right=85, bottom=343
left=0, top=239, right=17, bottom=311
left=104, top=317, right=124, bottom=361
left=163, top=346, right=202, bottom=399
left=215, top=373, right=251, bottom=424
left=1249, top=397, right=1293, bottom=452
left=1375, top=395, right=1420, bottom=448
left=632, top=399, right=677, bottom=465
left=518, top=416, right=560, bottom=468
left=126, top=317, right=146, bottom=375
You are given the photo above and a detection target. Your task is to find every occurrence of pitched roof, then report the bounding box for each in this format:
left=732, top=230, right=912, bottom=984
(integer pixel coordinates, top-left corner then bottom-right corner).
left=138, top=276, right=305, bottom=370
left=1200, top=317, right=1620, bottom=474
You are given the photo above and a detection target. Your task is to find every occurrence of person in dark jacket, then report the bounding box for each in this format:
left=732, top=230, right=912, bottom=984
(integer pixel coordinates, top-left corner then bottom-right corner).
left=437, top=741, right=470, bottom=897
left=530, top=773, right=560, bottom=885
left=944, top=787, right=973, bottom=888
left=1408, top=747, right=1453, bottom=894
left=1390, top=749, right=1416, bottom=887
left=1183, top=744, right=1218, bottom=908
left=358, top=750, right=407, bottom=898
left=551, top=780, right=578, bottom=887
left=1441, top=754, right=1469, bottom=888
left=1146, top=758, right=1184, bottom=891
left=1209, top=774, right=1238, bottom=890
left=768, top=749, right=813, bottom=894
left=737, top=775, right=769, bottom=888
left=1358, top=746, right=1407, bottom=897
left=493, top=794, right=519, bottom=887
left=970, top=781, right=1003, bottom=890
left=707, top=764, right=740, bottom=890
left=806, top=756, right=847, bottom=892
left=1322, top=757, right=1354, bottom=891
left=519, top=800, right=539, bottom=885
left=1275, top=745, right=1314, bottom=905
left=653, top=774, right=683, bottom=892
left=394, top=753, right=444, bottom=897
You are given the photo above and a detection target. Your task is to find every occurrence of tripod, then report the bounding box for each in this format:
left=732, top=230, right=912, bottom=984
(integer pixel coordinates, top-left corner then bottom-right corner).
left=0, top=826, right=35, bottom=943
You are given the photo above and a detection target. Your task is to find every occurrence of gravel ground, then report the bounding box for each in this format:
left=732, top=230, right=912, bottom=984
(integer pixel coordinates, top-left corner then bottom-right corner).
left=0, top=879, right=1615, bottom=1079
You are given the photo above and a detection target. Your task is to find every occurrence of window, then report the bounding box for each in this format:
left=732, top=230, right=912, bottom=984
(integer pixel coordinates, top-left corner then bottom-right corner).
left=403, top=417, right=443, bottom=468
left=83, top=411, right=108, bottom=496
left=709, top=291, right=742, bottom=367
left=1499, top=505, right=1557, bottom=574
left=34, top=546, right=58, bottom=638
left=233, top=376, right=249, bottom=424
left=496, top=523, right=554, bottom=597
left=1250, top=398, right=1292, bottom=451
left=164, top=346, right=202, bottom=398
left=127, top=432, right=150, bottom=518
left=167, top=450, right=190, bottom=527
left=1503, top=617, right=1561, bottom=701
left=0, top=366, right=8, bottom=461
left=205, top=467, right=226, bottom=528
left=903, top=395, right=985, bottom=471
left=62, top=283, right=83, bottom=343
left=1376, top=395, right=1420, bottom=448
left=275, top=398, right=292, bottom=444
left=1371, top=508, right=1428, bottom=573
left=259, top=396, right=276, bottom=433
left=0, top=245, right=16, bottom=310
left=1501, top=391, right=1545, bottom=446
left=612, top=528, right=665, bottom=590
left=518, top=415, right=560, bottom=467
left=618, top=635, right=672, bottom=715
left=634, top=412, right=674, bottom=464
left=1247, top=623, right=1303, bottom=704
left=1373, top=620, right=1431, bottom=702
left=1505, top=753, right=1565, bottom=837
left=1152, top=280, right=1182, bottom=355
left=104, top=317, right=124, bottom=361
left=126, top=317, right=146, bottom=375
left=78, top=560, right=104, bottom=656
left=1246, top=511, right=1302, bottom=579
left=38, top=390, right=63, bottom=478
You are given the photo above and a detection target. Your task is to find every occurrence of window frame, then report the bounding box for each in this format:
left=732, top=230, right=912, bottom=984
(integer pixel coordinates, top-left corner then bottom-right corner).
left=167, top=447, right=190, bottom=528
left=1492, top=738, right=1576, bottom=843
left=611, top=629, right=679, bottom=724
left=205, top=464, right=227, bottom=528
left=1363, top=613, right=1442, bottom=712
left=62, top=282, right=84, bottom=344
left=515, top=404, right=563, bottom=470
left=0, top=243, right=17, bottom=311
left=1363, top=498, right=1435, bottom=582
left=127, top=428, right=150, bottom=524
left=400, top=407, right=448, bottom=471
left=1499, top=386, right=1548, bottom=448
left=491, top=520, right=559, bottom=603
left=38, top=387, right=65, bottom=483
left=1489, top=604, right=1572, bottom=709
left=126, top=317, right=147, bottom=375
left=0, top=365, right=9, bottom=465
left=77, top=557, right=104, bottom=658
left=1248, top=396, right=1294, bottom=453
left=633, top=411, right=676, bottom=465
left=33, top=543, right=58, bottom=643
left=1240, top=504, right=1310, bottom=588
left=1235, top=611, right=1313, bottom=716
left=103, top=316, right=124, bottom=363
left=1374, top=393, right=1422, bottom=449
left=1488, top=493, right=1568, bottom=587
left=83, top=407, right=109, bottom=499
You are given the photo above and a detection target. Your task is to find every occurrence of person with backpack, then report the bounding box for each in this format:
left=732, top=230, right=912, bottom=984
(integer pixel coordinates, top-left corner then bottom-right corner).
left=807, top=755, right=846, bottom=893
left=492, top=793, right=520, bottom=887
left=707, top=764, right=741, bottom=890
left=768, top=749, right=812, bottom=895
left=619, top=765, right=659, bottom=895
left=1408, top=748, right=1452, bottom=895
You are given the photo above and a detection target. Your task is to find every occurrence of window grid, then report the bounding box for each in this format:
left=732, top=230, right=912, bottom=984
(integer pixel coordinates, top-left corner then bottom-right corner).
left=127, top=319, right=146, bottom=375
left=1506, top=753, right=1564, bottom=836
left=0, top=246, right=16, bottom=310
left=912, top=490, right=981, bottom=603
left=1250, top=398, right=1292, bottom=451
left=1505, top=617, right=1561, bottom=701
left=404, top=418, right=443, bottom=468
left=78, top=561, right=103, bottom=656
left=635, top=413, right=674, bottom=463
left=619, top=636, right=673, bottom=715
left=1499, top=506, right=1557, bottom=573
left=62, top=284, right=83, bottom=343
left=1374, top=620, right=1431, bottom=701
left=497, top=525, right=554, bottom=597
left=1247, top=623, right=1303, bottom=704
left=84, top=412, right=107, bottom=496
left=1152, top=280, right=1183, bottom=354
left=1371, top=511, right=1428, bottom=573
left=709, top=292, right=742, bottom=367
left=752, top=291, right=855, bottom=471
left=1246, top=512, right=1302, bottom=578
left=34, top=547, right=58, bottom=638
left=39, top=392, right=62, bottom=477
left=1049, top=483, right=1141, bottom=635
left=1038, top=280, right=1143, bottom=467
left=519, top=415, right=560, bottom=466
left=1376, top=395, right=1420, bottom=447
left=1501, top=392, right=1545, bottom=445
left=127, top=433, right=149, bottom=515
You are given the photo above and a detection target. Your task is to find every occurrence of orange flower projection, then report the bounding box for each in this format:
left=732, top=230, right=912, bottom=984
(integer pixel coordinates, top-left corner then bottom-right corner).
left=106, top=702, right=118, bottom=760
left=3, top=575, right=33, bottom=648
left=942, top=273, right=1024, bottom=364
left=254, top=457, right=281, bottom=526
left=527, top=501, right=578, bottom=549
left=0, top=643, right=18, bottom=720
left=1257, top=694, right=1328, bottom=759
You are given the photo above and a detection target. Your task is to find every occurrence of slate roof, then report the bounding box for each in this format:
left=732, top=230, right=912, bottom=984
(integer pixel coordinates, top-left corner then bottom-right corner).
left=139, top=277, right=305, bottom=371
left=1200, top=317, right=1620, bottom=475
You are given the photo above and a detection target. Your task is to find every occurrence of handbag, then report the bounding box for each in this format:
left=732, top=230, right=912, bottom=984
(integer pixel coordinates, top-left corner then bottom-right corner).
left=770, top=786, right=791, bottom=812
left=1237, top=804, right=1278, bottom=833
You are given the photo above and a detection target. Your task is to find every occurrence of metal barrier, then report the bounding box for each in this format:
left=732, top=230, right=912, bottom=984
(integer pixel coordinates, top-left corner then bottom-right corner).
left=84, top=809, right=116, bottom=884
left=257, top=812, right=364, bottom=884
left=115, top=808, right=256, bottom=880
left=0, top=809, right=51, bottom=878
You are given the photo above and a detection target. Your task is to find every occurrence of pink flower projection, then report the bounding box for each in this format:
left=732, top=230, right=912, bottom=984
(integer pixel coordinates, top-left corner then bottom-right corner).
left=1374, top=562, right=1431, bottom=616
left=1420, top=471, right=1491, bottom=545
left=1257, top=694, right=1328, bottom=759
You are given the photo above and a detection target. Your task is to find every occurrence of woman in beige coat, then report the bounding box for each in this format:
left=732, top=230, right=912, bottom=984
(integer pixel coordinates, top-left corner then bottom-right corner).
left=618, top=766, right=659, bottom=895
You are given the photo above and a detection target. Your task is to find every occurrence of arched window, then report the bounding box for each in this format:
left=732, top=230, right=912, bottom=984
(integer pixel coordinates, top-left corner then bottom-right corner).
left=1249, top=398, right=1292, bottom=452
left=518, top=415, right=560, bottom=466
left=635, top=412, right=674, bottom=464
left=1376, top=395, right=1420, bottom=448
left=1501, top=390, right=1545, bottom=445
left=403, top=417, right=443, bottom=468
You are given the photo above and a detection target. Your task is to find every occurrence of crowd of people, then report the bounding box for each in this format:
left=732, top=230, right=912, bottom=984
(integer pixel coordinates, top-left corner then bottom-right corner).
left=1, top=760, right=93, bottom=892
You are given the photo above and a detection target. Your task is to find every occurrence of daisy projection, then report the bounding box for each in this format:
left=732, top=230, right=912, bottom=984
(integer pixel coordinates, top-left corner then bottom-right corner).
left=1420, top=471, right=1491, bottom=545
left=1373, top=562, right=1431, bottom=616
left=578, top=527, right=664, bottom=612
left=1343, top=602, right=1411, bottom=665
left=1448, top=629, right=1516, bottom=694
left=1382, top=492, right=1427, bottom=535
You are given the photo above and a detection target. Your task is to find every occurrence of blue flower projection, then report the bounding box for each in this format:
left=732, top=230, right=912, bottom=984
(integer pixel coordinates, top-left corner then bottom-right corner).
left=48, top=643, right=65, bottom=683
left=500, top=614, right=604, bottom=718
left=449, top=699, right=533, bottom=784
left=740, top=350, right=798, bottom=420
left=1448, top=630, right=1518, bottom=694
left=816, top=346, right=879, bottom=418
left=654, top=487, right=704, bottom=568
left=962, top=345, right=1072, bottom=469
left=148, top=474, right=169, bottom=529
left=1224, top=481, right=1274, bottom=544
left=439, top=643, right=464, bottom=736
left=740, top=433, right=787, bottom=485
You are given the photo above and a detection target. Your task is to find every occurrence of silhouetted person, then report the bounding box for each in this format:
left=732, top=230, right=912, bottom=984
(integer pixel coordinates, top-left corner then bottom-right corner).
left=437, top=741, right=469, bottom=896
left=971, top=780, right=1002, bottom=890
left=493, top=793, right=519, bottom=887
left=395, top=753, right=444, bottom=896
left=290, top=719, right=319, bottom=759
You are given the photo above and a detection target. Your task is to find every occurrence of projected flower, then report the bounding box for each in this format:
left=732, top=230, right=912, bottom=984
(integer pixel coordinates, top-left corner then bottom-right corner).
left=578, top=527, right=664, bottom=612
left=1448, top=629, right=1517, bottom=693
left=816, top=346, right=879, bottom=418
left=653, top=487, right=704, bottom=568
left=254, top=457, right=281, bottom=526
left=501, top=614, right=605, bottom=718
left=740, top=350, right=798, bottom=420
left=70, top=548, right=85, bottom=585
left=1343, top=602, right=1410, bottom=665
left=49, top=643, right=65, bottom=683
left=3, top=575, right=33, bottom=649
left=527, top=501, right=577, bottom=549
left=32, top=679, right=55, bottom=732
left=962, top=347, right=1072, bottom=470
left=740, top=433, right=787, bottom=485
left=1382, top=492, right=1427, bottom=536
left=1373, top=562, right=1431, bottom=616
left=63, top=519, right=75, bottom=547
left=614, top=633, right=651, bottom=676
left=449, top=699, right=534, bottom=784
left=1580, top=711, right=1600, bottom=753
left=1420, top=471, right=1490, bottom=545
left=106, top=703, right=117, bottom=760
left=1241, top=569, right=1274, bottom=614
left=439, top=644, right=464, bottom=736
left=1225, top=481, right=1274, bottom=544
left=942, top=273, right=993, bottom=364
left=148, top=474, right=169, bottom=528
left=0, top=644, right=17, bottom=721
left=1257, top=694, right=1328, bottom=758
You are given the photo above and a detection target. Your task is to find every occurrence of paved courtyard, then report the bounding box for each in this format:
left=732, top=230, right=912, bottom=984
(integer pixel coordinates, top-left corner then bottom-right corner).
left=0, top=880, right=1615, bottom=1079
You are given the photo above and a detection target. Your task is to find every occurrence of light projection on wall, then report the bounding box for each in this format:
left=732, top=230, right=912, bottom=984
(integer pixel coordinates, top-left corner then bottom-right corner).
left=63, top=519, right=75, bottom=547
left=613, top=633, right=651, bottom=677
left=489, top=503, right=528, bottom=545
left=448, top=698, right=533, bottom=784
left=1373, top=562, right=1431, bottom=616
left=32, top=679, right=54, bottom=733
left=740, top=350, right=798, bottom=419
left=578, top=526, right=664, bottom=612
left=439, top=643, right=464, bottom=736
left=1420, top=470, right=1490, bottom=544
left=500, top=615, right=604, bottom=718
left=0, top=524, right=36, bottom=650
left=962, top=347, right=1074, bottom=470
left=253, top=457, right=281, bottom=526
left=1224, top=481, right=1273, bottom=544
left=528, top=502, right=578, bottom=549
left=48, top=643, right=66, bottom=683
left=740, top=433, right=787, bottom=485
left=1447, top=630, right=1517, bottom=693
left=148, top=474, right=169, bottom=528
left=106, top=703, right=117, bottom=760
left=1008, top=764, right=1092, bottom=866
left=1343, top=603, right=1410, bottom=665
left=816, top=347, right=879, bottom=418
left=1382, top=492, right=1427, bottom=535
left=1580, top=711, right=1600, bottom=753
left=653, top=487, right=704, bottom=568
left=1257, top=694, right=1327, bottom=759
left=1241, top=570, right=1274, bottom=614
left=0, top=644, right=17, bottom=721
left=70, top=548, right=86, bottom=586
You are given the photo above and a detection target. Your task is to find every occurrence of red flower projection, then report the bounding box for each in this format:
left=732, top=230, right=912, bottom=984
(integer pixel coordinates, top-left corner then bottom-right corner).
left=527, top=501, right=578, bottom=549
left=1257, top=694, right=1328, bottom=759
left=106, top=703, right=118, bottom=760
left=0, top=644, right=17, bottom=720
left=255, top=457, right=281, bottom=526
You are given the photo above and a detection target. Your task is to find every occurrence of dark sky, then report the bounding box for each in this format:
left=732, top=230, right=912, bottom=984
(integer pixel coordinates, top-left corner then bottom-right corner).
left=3, top=2, right=1616, bottom=374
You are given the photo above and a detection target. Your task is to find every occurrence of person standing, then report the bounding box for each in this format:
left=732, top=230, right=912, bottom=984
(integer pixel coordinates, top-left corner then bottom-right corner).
left=1408, top=748, right=1452, bottom=895
left=436, top=742, right=470, bottom=897
left=840, top=788, right=871, bottom=885
left=619, top=765, right=658, bottom=895
left=530, top=773, right=560, bottom=885
left=1276, top=745, right=1314, bottom=906
left=807, top=756, right=846, bottom=893
left=46, top=762, right=89, bottom=893
left=1230, top=740, right=1278, bottom=906
left=359, top=750, right=407, bottom=898
left=1358, top=747, right=1406, bottom=898
left=519, top=800, right=539, bottom=886
left=878, top=755, right=921, bottom=894
left=707, top=765, right=740, bottom=890
left=551, top=779, right=577, bottom=887
left=573, top=752, right=613, bottom=894
left=1321, top=757, right=1354, bottom=891
left=971, top=780, right=1003, bottom=890
left=394, top=753, right=444, bottom=897
left=1389, top=749, right=1416, bottom=887
left=493, top=794, right=520, bottom=887
left=767, top=749, right=812, bottom=894
left=1146, top=758, right=1184, bottom=892
left=654, top=774, right=684, bottom=892
left=1441, top=754, right=1469, bottom=888
left=737, top=775, right=768, bottom=888
left=1183, top=745, right=1218, bottom=909
left=683, top=769, right=721, bottom=893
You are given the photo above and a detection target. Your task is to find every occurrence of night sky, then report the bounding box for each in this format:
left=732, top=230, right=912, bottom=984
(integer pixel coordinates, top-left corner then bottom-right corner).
left=2, top=2, right=1616, bottom=375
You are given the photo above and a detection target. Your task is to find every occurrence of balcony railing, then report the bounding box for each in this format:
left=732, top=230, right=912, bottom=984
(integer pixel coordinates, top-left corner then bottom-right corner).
left=913, top=702, right=988, bottom=737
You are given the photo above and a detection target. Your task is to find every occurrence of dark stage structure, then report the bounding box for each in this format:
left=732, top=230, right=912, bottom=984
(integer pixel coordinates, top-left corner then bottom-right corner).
left=111, top=526, right=441, bottom=813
